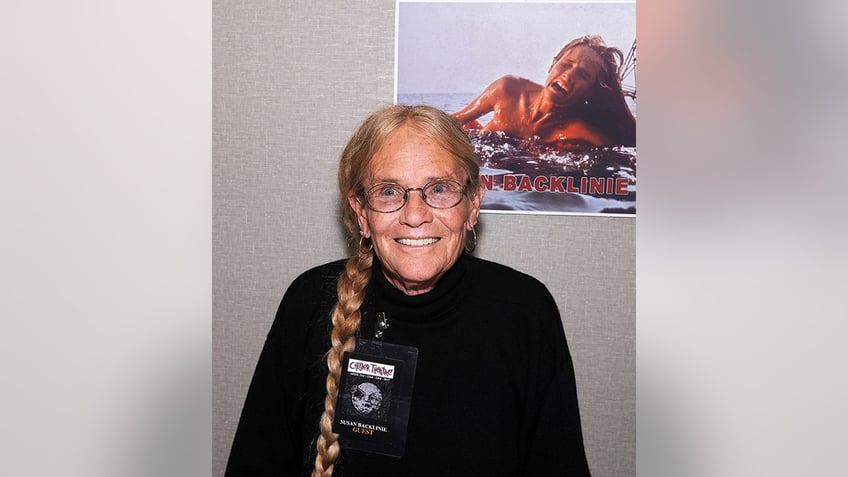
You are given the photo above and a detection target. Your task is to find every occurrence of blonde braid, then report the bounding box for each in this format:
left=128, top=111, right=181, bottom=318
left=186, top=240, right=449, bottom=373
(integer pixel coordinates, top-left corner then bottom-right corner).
left=312, top=249, right=373, bottom=477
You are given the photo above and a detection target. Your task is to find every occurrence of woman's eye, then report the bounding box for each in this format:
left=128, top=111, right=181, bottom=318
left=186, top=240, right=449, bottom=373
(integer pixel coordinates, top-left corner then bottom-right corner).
left=375, top=185, right=399, bottom=196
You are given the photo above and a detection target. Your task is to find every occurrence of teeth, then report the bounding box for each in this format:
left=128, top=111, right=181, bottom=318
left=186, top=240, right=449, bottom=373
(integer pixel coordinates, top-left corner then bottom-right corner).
left=397, top=238, right=439, bottom=246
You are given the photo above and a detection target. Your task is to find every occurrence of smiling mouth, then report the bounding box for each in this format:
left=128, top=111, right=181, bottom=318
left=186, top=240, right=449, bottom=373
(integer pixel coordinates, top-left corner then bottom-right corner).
left=396, top=238, right=440, bottom=247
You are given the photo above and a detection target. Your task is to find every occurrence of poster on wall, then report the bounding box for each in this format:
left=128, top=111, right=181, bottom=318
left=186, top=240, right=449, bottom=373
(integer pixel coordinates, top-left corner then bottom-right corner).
left=395, top=0, right=636, bottom=216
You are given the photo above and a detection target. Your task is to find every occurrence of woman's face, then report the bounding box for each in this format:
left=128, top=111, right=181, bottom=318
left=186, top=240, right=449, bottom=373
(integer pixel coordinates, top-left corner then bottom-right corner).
left=349, top=125, right=483, bottom=296
left=545, top=44, right=603, bottom=107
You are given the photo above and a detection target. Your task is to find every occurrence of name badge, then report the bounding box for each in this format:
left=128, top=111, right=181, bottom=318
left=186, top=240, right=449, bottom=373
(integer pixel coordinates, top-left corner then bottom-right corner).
left=332, top=339, right=418, bottom=458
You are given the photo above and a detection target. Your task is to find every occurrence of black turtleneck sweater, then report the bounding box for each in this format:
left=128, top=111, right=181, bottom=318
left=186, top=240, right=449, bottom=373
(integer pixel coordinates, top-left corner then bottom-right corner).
left=226, top=253, right=591, bottom=476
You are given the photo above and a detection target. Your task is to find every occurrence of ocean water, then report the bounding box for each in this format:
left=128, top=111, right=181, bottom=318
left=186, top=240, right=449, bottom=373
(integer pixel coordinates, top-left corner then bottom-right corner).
left=398, top=92, right=637, bottom=216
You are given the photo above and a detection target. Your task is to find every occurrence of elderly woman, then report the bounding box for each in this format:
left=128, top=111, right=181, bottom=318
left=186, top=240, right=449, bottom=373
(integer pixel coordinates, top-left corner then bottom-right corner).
left=225, top=105, right=591, bottom=476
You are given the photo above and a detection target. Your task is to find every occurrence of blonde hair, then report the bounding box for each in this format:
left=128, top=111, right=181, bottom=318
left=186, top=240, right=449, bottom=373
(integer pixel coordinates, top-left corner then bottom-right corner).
left=311, top=105, right=479, bottom=476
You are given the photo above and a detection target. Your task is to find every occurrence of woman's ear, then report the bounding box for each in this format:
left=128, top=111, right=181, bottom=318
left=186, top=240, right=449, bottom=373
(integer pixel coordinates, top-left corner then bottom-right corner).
left=348, top=193, right=371, bottom=238
left=466, top=183, right=485, bottom=230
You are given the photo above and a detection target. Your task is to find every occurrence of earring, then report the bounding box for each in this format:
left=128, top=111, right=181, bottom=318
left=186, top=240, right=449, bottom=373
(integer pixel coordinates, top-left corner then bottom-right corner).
left=359, top=236, right=373, bottom=254
left=465, top=227, right=477, bottom=253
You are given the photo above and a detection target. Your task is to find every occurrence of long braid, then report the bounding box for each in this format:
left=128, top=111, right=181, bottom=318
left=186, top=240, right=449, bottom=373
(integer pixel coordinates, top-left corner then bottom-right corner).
left=312, top=249, right=373, bottom=477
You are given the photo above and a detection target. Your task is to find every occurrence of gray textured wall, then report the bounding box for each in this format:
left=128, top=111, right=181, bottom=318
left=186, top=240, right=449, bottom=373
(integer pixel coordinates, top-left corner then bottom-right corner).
left=212, top=1, right=635, bottom=476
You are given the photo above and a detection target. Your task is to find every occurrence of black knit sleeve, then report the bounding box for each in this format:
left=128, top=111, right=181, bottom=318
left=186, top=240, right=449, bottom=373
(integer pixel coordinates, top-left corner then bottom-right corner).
left=225, top=263, right=341, bottom=477
left=521, top=284, right=592, bottom=477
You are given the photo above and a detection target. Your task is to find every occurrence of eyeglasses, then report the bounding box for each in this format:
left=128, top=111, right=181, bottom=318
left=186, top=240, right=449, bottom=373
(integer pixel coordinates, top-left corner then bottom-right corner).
left=363, top=179, right=467, bottom=213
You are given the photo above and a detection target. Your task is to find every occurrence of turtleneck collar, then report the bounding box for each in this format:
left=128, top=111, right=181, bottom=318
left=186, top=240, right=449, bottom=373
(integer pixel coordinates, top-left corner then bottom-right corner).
left=370, top=253, right=471, bottom=323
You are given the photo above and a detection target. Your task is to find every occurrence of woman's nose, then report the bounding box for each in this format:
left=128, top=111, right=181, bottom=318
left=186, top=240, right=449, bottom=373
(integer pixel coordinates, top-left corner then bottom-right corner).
left=398, top=190, right=433, bottom=227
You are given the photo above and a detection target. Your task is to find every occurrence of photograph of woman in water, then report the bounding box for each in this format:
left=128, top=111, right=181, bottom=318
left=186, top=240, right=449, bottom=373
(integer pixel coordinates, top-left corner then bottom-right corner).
left=396, top=1, right=636, bottom=215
